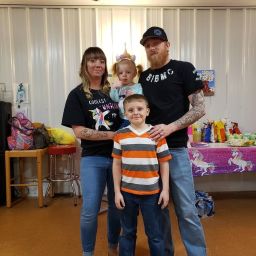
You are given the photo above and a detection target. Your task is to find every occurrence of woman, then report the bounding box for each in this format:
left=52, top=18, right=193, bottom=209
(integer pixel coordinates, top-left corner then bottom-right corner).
left=62, top=47, right=121, bottom=256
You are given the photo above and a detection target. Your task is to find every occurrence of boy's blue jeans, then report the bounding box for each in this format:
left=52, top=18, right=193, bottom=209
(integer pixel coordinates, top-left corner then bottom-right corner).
left=119, top=192, right=165, bottom=256
left=164, top=147, right=207, bottom=256
left=80, top=156, right=121, bottom=255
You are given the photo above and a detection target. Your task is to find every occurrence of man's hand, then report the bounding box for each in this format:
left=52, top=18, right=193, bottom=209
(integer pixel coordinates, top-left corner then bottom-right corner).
left=149, top=123, right=177, bottom=141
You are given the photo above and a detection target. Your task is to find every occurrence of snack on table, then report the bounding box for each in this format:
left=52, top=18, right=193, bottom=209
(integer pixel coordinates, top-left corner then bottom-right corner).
left=227, top=134, right=254, bottom=147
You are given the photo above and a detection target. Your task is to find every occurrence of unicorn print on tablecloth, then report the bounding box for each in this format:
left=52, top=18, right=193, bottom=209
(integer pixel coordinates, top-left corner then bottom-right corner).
left=228, top=148, right=253, bottom=172
left=190, top=149, right=215, bottom=176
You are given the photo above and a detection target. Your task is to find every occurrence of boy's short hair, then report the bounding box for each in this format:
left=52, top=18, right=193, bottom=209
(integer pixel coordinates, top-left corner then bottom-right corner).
left=123, top=94, right=149, bottom=109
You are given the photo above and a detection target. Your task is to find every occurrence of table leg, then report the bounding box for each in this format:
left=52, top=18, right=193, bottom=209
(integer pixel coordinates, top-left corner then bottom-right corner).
left=37, top=154, right=43, bottom=208
left=5, top=152, right=11, bottom=208
left=19, top=158, right=26, bottom=197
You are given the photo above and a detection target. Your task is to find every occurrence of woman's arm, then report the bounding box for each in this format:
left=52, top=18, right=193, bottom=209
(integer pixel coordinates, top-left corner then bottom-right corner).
left=72, top=125, right=115, bottom=141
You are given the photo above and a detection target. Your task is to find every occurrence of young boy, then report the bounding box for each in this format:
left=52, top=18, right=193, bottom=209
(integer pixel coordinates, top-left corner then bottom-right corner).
left=112, top=94, right=172, bottom=256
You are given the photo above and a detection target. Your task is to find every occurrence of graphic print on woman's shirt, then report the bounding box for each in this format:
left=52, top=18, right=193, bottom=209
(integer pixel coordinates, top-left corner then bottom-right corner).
left=90, top=108, right=113, bottom=130
left=88, top=93, right=119, bottom=131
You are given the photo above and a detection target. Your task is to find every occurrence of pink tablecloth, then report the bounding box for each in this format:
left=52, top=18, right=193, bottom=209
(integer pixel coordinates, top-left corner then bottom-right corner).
left=188, top=145, right=256, bottom=176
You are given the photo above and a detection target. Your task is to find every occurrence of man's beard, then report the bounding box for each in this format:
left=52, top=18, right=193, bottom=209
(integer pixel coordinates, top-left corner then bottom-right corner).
left=148, top=51, right=169, bottom=69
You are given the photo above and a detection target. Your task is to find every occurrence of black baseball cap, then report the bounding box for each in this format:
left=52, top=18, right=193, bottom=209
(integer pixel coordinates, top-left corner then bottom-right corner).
left=140, top=26, right=168, bottom=46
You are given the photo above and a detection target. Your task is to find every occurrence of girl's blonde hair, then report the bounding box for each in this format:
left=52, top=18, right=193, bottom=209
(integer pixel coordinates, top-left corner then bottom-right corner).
left=112, top=60, right=143, bottom=78
left=79, top=47, right=110, bottom=99
left=112, top=48, right=143, bottom=79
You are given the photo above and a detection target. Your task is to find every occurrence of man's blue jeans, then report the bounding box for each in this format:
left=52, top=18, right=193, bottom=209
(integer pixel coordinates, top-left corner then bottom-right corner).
left=164, top=148, right=207, bottom=256
left=80, top=156, right=121, bottom=255
left=119, top=192, right=165, bottom=256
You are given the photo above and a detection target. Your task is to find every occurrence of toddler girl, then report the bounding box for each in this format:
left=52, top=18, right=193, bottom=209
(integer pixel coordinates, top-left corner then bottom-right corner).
left=110, top=48, right=143, bottom=128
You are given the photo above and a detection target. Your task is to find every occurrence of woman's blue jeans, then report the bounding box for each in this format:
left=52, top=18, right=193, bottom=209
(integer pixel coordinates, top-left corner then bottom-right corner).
left=163, top=148, right=207, bottom=256
left=80, top=156, right=121, bottom=255
left=119, top=192, right=165, bottom=256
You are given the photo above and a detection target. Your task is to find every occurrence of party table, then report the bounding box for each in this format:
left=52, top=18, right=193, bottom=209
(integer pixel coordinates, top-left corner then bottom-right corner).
left=188, top=143, right=256, bottom=176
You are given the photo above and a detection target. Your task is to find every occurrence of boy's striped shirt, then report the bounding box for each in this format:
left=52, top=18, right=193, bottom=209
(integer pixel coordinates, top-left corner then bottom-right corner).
left=112, top=125, right=172, bottom=195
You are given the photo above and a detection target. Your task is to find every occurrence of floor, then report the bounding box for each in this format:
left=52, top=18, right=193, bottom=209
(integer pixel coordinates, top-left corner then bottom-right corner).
left=0, top=192, right=256, bottom=256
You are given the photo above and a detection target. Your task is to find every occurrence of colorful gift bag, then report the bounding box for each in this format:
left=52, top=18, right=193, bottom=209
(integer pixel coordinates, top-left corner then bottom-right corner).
left=7, top=112, right=34, bottom=150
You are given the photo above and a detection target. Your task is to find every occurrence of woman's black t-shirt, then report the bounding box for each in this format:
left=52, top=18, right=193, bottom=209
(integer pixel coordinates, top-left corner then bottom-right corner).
left=62, top=84, right=121, bottom=157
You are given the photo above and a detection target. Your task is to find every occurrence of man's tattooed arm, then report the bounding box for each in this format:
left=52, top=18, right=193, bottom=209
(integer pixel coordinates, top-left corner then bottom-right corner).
left=146, top=90, right=205, bottom=140
left=72, top=125, right=115, bottom=140
left=172, top=90, right=206, bottom=132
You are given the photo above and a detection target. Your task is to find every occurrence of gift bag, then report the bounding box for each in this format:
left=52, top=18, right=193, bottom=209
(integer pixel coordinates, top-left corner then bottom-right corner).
left=195, top=190, right=215, bottom=218
left=7, top=112, right=34, bottom=150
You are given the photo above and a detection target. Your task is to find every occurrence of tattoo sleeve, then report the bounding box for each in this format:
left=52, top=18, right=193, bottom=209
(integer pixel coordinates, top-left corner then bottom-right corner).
left=80, top=127, right=109, bottom=140
left=173, top=90, right=205, bottom=130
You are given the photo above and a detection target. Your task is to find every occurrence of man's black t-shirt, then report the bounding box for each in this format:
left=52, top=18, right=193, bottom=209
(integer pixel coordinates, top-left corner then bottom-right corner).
left=139, top=59, right=203, bottom=148
left=62, top=84, right=121, bottom=157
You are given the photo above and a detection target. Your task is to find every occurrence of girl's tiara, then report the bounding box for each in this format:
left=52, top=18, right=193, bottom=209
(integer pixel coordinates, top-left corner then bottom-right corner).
left=116, top=46, right=136, bottom=62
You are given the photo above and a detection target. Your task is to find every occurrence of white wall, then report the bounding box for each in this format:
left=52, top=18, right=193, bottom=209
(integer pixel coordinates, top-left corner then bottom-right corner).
left=1, top=4, right=256, bottom=192
left=1, top=5, right=256, bottom=131
left=1, top=0, right=256, bottom=7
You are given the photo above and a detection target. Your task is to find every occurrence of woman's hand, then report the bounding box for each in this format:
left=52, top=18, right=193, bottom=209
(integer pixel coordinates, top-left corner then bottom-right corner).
left=108, top=131, right=115, bottom=140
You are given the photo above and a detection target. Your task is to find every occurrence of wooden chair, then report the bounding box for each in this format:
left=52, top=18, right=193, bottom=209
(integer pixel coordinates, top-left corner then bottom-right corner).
left=5, top=148, right=48, bottom=208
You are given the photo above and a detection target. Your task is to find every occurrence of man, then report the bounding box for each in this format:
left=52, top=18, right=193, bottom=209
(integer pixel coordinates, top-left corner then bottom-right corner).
left=139, top=26, right=207, bottom=256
